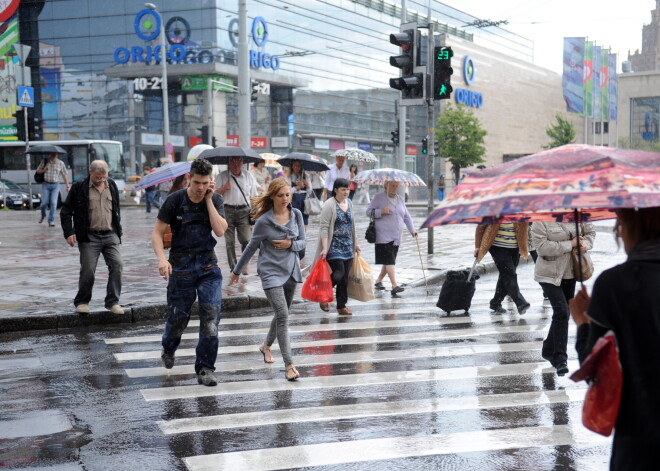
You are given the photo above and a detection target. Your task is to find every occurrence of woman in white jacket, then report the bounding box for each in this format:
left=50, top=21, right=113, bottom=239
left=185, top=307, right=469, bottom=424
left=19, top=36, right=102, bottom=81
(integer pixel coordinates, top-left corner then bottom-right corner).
left=532, top=221, right=596, bottom=376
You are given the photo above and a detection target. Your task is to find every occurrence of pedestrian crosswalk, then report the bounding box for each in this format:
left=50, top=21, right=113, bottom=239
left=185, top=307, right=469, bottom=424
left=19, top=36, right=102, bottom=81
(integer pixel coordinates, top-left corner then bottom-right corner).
left=107, top=284, right=612, bottom=470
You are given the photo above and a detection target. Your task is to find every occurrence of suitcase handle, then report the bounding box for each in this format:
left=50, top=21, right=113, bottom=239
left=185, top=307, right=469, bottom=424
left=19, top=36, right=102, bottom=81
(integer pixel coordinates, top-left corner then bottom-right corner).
left=467, top=257, right=478, bottom=282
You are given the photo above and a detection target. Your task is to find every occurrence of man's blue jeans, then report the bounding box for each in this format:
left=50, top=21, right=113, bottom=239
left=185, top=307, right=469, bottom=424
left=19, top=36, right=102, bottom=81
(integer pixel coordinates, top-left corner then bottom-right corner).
left=41, top=182, right=60, bottom=224
left=162, top=251, right=223, bottom=374
left=145, top=189, right=159, bottom=213
left=75, top=232, right=123, bottom=307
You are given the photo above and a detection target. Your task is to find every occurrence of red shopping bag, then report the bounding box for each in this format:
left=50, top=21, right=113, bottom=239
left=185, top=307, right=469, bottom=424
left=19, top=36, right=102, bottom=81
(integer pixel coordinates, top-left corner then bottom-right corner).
left=301, top=258, right=334, bottom=303
left=570, top=330, right=623, bottom=436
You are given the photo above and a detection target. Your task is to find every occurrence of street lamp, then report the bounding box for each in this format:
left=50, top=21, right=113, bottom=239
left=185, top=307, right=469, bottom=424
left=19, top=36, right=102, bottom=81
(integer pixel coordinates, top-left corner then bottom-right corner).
left=144, top=3, right=170, bottom=160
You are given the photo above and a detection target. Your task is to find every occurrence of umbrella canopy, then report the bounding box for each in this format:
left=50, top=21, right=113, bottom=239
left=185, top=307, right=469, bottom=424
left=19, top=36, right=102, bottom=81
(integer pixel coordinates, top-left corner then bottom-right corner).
left=259, top=153, right=283, bottom=169
left=278, top=152, right=330, bottom=172
left=333, top=148, right=378, bottom=163
left=187, top=144, right=214, bottom=161
left=198, top=146, right=263, bottom=165
left=25, top=144, right=66, bottom=155
left=353, top=168, right=427, bottom=187
left=134, top=161, right=191, bottom=190
left=421, top=144, right=660, bottom=228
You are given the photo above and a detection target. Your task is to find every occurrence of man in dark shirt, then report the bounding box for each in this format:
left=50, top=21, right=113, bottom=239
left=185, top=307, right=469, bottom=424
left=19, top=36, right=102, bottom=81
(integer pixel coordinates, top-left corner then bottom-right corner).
left=143, top=166, right=160, bottom=213
left=151, top=158, right=228, bottom=386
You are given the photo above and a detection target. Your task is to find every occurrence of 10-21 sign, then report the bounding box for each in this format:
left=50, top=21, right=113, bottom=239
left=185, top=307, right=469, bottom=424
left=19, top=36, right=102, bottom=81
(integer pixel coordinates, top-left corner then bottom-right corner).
left=133, top=77, right=162, bottom=91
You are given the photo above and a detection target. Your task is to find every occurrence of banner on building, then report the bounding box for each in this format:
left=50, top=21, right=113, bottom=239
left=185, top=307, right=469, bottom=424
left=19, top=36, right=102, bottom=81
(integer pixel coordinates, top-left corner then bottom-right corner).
left=562, top=37, right=585, bottom=114
left=592, top=45, right=601, bottom=120
left=608, top=54, right=618, bottom=121
left=583, top=41, right=594, bottom=118
left=600, top=48, right=609, bottom=123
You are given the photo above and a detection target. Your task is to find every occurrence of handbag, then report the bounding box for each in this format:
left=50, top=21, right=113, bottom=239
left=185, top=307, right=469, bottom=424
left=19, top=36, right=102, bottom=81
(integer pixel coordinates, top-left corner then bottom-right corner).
left=303, top=190, right=322, bottom=216
left=347, top=254, right=375, bottom=302
left=572, top=224, right=594, bottom=281
left=301, top=258, right=334, bottom=303
left=570, top=330, right=623, bottom=436
left=365, top=214, right=376, bottom=244
left=33, top=158, right=47, bottom=183
left=231, top=175, right=255, bottom=225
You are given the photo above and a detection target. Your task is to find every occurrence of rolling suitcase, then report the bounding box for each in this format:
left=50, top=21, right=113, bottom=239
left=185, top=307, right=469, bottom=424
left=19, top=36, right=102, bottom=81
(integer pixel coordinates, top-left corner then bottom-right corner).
left=436, top=259, right=479, bottom=314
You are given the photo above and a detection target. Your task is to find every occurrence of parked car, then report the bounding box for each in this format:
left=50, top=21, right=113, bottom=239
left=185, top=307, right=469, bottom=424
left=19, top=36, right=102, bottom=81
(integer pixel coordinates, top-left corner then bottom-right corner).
left=0, top=178, right=41, bottom=210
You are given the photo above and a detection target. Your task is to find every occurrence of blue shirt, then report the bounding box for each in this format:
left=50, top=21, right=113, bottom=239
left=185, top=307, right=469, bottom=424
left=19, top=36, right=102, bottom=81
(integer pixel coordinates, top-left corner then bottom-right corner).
left=327, top=202, right=354, bottom=260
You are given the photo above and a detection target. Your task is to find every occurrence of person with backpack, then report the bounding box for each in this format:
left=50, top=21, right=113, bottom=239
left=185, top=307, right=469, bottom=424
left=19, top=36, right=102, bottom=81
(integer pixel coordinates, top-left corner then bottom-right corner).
left=151, top=158, right=228, bottom=387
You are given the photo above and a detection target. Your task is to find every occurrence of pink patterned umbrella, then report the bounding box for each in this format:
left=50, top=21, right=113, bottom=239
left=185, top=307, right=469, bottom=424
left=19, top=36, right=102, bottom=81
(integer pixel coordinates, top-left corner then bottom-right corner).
left=421, top=144, right=660, bottom=228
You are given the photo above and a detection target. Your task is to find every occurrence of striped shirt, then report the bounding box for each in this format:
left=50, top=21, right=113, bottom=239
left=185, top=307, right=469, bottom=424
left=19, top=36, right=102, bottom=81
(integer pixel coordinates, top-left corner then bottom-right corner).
left=37, top=158, right=67, bottom=184
left=492, top=223, right=518, bottom=249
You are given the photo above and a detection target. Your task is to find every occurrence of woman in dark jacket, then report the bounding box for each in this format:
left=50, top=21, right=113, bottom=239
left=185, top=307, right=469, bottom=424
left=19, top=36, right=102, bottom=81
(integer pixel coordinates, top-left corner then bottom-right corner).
left=569, top=207, right=660, bottom=470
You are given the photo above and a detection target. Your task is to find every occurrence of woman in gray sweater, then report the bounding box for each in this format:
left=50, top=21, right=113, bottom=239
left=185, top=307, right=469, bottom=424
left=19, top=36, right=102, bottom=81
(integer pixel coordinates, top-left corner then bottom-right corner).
left=229, top=177, right=305, bottom=381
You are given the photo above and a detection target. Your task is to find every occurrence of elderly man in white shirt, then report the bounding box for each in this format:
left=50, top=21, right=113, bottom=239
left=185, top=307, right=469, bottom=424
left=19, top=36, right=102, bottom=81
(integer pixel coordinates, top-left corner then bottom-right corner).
left=322, top=154, right=350, bottom=201
left=215, top=156, right=259, bottom=273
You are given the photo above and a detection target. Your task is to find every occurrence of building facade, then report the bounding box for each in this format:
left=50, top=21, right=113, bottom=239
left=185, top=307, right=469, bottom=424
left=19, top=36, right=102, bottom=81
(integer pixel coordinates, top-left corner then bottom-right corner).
left=1, top=0, right=576, bottom=181
left=628, top=0, right=660, bottom=72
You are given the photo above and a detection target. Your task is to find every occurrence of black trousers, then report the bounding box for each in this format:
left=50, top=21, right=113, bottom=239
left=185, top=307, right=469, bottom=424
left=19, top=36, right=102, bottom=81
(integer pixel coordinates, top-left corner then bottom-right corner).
left=540, top=279, right=576, bottom=366
left=327, top=258, right=353, bottom=309
left=489, top=245, right=527, bottom=309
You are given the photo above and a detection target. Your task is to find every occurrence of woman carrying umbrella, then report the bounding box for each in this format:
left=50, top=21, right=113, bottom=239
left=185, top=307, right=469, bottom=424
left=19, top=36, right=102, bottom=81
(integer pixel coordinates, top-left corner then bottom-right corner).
left=313, top=178, right=360, bottom=315
left=366, top=180, right=417, bottom=295
left=287, top=160, right=309, bottom=230
left=229, top=177, right=305, bottom=381
left=532, top=221, right=595, bottom=376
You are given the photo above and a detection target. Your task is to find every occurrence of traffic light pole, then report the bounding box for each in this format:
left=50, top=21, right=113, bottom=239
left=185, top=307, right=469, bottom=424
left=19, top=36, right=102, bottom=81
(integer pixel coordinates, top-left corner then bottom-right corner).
left=24, top=108, right=32, bottom=208
left=426, top=22, right=435, bottom=255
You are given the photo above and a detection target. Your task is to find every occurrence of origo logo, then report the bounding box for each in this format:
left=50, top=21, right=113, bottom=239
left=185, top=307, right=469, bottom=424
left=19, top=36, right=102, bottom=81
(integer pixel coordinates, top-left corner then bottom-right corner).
left=250, top=16, right=280, bottom=70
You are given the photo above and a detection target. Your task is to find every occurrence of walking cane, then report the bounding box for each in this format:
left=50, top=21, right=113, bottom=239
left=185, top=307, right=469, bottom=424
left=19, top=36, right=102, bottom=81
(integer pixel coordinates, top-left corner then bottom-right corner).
left=414, top=234, right=429, bottom=295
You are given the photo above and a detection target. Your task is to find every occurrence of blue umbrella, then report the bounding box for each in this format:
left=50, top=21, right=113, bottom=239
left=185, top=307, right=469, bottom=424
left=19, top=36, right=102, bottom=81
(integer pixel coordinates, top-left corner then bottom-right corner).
left=134, top=161, right=191, bottom=190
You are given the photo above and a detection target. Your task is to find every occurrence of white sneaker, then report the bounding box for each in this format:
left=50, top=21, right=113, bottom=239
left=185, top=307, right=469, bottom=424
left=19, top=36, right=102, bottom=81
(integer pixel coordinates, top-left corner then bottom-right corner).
left=108, top=305, right=124, bottom=315
left=76, top=304, right=90, bottom=314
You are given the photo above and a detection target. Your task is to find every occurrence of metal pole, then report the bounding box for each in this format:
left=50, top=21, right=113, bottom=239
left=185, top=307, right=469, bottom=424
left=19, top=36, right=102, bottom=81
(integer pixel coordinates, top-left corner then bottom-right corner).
left=238, top=0, right=251, bottom=149
left=398, top=0, right=407, bottom=171
left=25, top=108, right=32, bottom=205
left=426, top=22, right=435, bottom=255
left=145, top=3, right=170, bottom=159
left=207, top=78, right=214, bottom=145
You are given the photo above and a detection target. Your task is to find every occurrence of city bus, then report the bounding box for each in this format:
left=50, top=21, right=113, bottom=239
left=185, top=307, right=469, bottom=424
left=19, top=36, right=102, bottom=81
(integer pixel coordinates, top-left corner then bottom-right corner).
left=0, top=140, right=126, bottom=205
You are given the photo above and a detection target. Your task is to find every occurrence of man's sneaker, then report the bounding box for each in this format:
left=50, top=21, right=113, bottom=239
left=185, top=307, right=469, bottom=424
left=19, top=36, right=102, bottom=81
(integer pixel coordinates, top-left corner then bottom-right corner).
left=75, top=304, right=90, bottom=314
left=374, top=282, right=386, bottom=291
left=161, top=350, right=175, bottom=369
left=391, top=286, right=405, bottom=295
left=49, top=223, right=55, bottom=227
left=108, top=305, right=124, bottom=315
left=556, top=362, right=569, bottom=377
left=490, top=303, right=506, bottom=314
left=197, top=367, right=218, bottom=386
left=39, top=216, right=45, bottom=223
left=517, top=303, right=531, bottom=315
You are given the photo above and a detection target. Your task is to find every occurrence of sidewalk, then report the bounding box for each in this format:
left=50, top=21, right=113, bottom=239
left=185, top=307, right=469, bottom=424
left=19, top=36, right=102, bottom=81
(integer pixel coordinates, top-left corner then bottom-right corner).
left=0, top=202, right=621, bottom=332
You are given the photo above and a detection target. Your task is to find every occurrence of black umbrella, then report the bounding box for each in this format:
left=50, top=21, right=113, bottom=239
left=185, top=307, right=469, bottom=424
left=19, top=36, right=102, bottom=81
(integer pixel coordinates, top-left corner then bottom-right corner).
left=278, top=152, right=330, bottom=172
left=198, top=146, right=263, bottom=165
left=25, top=144, right=67, bottom=155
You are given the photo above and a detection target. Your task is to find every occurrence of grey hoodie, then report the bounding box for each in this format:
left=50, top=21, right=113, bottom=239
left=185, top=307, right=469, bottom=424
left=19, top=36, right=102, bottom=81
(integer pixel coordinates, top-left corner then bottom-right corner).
left=233, top=207, right=306, bottom=290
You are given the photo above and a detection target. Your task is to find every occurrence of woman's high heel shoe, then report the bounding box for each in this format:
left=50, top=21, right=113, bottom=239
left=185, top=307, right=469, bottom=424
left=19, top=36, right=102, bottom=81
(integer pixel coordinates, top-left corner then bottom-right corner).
left=285, top=365, right=300, bottom=381
left=259, top=344, right=275, bottom=363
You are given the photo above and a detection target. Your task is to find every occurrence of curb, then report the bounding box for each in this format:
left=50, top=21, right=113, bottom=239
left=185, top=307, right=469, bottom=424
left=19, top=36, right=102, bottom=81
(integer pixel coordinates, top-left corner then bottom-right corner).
left=0, top=295, right=271, bottom=333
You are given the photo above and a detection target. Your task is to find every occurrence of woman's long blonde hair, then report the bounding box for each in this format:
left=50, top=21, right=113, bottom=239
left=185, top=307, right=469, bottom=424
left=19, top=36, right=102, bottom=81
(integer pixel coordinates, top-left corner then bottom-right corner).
left=250, top=177, right=291, bottom=220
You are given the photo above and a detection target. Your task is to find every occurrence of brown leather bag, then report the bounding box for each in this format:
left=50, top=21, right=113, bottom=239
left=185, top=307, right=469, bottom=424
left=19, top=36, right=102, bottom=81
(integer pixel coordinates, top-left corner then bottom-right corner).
left=163, top=225, right=172, bottom=249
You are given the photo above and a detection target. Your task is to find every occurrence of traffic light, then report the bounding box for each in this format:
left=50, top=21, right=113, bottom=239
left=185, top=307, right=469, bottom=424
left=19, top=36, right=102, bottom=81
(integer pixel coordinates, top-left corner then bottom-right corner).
left=14, top=109, right=25, bottom=141
left=433, top=46, right=454, bottom=100
left=28, top=117, right=42, bottom=140
left=434, top=139, right=440, bottom=155
left=391, top=129, right=399, bottom=144
left=251, top=81, right=259, bottom=102
left=389, top=24, right=425, bottom=102
left=421, top=137, right=428, bottom=155
left=199, top=125, right=209, bottom=144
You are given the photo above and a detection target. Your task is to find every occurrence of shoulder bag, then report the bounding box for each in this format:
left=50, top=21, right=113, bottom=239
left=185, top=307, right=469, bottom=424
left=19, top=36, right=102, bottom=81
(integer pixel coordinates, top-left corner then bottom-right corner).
left=572, top=223, right=594, bottom=281
left=231, top=175, right=255, bottom=225
left=365, top=213, right=376, bottom=244
left=303, top=189, right=322, bottom=216
left=33, top=159, right=47, bottom=184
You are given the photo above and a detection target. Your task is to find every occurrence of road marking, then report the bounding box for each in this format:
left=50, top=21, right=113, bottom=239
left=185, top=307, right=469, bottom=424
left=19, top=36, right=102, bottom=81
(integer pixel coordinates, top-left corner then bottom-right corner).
left=124, top=341, right=543, bottom=377
left=115, top=323, right=561, bottom=361
left=183, top=423, right=610, bottom=470
left=140, top=360, right=579, bottom=401
left=159, top=387, right=586, bottom=434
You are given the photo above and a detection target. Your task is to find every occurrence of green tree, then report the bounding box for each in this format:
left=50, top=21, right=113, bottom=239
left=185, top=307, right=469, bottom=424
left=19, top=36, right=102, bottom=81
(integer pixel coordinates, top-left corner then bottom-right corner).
left=435, top=103, right=487, bottom=183
left=544, top=113, right=576, bottom=149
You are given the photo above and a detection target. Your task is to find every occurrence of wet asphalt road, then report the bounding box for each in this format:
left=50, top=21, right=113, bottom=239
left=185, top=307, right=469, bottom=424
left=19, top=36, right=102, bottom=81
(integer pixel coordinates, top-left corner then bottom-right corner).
left=0, top=259, right=619, bottom=471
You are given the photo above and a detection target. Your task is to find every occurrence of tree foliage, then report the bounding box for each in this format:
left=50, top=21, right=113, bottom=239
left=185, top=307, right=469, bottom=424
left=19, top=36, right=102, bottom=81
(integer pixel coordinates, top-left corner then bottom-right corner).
left=544, top=113, right=576, bottom=149
left=435, top=103, right=486, bottom=182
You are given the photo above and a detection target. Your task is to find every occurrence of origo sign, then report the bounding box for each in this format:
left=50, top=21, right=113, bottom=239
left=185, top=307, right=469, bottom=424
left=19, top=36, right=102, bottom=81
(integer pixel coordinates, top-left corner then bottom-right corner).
left=249, top=17, right=280, bottom=71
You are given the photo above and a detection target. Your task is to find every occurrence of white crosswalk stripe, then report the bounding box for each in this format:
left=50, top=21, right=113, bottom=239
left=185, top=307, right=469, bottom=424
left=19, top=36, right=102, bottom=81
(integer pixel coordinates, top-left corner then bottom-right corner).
left=107, top=291, right=608, bottom=469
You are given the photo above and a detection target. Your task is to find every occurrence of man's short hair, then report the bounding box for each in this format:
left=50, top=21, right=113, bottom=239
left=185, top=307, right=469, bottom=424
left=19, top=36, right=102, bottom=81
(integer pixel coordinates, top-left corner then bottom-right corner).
left=190, top=158, right=213, bottom=176
left=89, top=160, right=109, bottom=174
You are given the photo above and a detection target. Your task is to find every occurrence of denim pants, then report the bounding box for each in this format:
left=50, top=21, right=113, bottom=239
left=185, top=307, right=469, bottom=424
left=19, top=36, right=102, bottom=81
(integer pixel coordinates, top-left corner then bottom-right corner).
left=328, top=258, right=353, bottom=309
left=223, top=205, right=252, bottom=271
left=162, top=251, right=222, bottom=373
left=291, top=192, right=309, bottom=225
left=540, top=279, right=576, bottom=365
left=489, top=245, right=527, bottom=309
left=145, top=189, right=160, bottom=213
left=41, top=182, right=60, bottom=224
left=75, top=232, right=123, bottom=307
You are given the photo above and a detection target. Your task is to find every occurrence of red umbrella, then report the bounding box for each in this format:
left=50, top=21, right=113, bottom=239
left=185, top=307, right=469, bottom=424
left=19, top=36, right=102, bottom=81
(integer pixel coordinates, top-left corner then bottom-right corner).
left=421, top=144, right=660, bottom=228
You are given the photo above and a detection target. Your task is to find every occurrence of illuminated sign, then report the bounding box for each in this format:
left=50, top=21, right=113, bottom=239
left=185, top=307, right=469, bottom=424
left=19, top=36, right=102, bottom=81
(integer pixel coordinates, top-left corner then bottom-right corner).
left=463, top=56, right=475, bottom=85
left=249, top=16, right=280, bottom=71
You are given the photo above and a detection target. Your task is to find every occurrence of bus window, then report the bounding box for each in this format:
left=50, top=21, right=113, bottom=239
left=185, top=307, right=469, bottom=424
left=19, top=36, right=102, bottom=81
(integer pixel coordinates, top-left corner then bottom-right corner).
left=91, top=143, right=125, bottom=181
